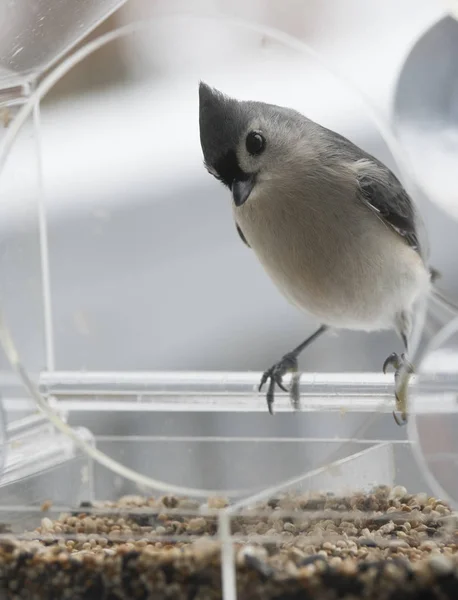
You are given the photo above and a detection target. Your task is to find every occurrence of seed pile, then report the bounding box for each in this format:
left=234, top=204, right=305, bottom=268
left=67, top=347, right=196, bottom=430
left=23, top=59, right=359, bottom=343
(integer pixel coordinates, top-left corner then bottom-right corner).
left=1, top=486, right=458, bottom=599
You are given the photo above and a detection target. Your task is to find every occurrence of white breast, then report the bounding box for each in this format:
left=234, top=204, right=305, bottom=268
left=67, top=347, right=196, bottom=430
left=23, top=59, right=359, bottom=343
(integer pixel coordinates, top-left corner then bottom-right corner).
left=234, top=186, right=430, bottom=332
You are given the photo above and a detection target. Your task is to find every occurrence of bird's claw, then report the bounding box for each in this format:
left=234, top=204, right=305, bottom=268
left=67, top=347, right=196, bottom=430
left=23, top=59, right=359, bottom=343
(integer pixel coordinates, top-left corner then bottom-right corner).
left=383, top=352, right=403, bottom=374
left=392, top=410, right=407, bottom=426
left=259, top=352, right=299, bottom=414
left=393, top=385, right=409, bottom=426
left=382, top=352, right=413, bottom=426
left=383, top=352, right=413, bottom=377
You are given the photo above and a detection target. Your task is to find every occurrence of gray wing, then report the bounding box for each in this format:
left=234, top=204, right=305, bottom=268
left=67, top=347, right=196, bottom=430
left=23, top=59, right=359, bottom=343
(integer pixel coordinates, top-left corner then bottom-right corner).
left=352, top=157, right=437, bottom=277
left=316, top=124, right=427, bottom=258
left=355, top=162, right=421, bottom=253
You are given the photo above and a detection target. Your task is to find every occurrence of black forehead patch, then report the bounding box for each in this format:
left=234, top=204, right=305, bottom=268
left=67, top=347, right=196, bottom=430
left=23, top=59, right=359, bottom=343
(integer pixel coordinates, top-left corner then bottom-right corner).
left=211, top=149, right=247, bottom=188
left=199, top=84, right=249, bottom=171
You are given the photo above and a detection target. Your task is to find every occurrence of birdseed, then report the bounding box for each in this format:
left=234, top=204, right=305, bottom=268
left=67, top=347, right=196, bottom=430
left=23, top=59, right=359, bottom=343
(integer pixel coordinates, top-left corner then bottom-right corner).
left=1, top=486, right=458, bottom=599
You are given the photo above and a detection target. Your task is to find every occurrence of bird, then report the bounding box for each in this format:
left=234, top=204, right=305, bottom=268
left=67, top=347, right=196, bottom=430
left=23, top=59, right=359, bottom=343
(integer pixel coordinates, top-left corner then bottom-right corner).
left=198, top=81, right=452, bottom=424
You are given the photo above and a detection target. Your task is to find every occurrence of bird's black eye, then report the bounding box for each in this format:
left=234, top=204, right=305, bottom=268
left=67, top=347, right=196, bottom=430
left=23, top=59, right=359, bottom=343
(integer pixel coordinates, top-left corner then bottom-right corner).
left=245, top=131, right=266, bottom=156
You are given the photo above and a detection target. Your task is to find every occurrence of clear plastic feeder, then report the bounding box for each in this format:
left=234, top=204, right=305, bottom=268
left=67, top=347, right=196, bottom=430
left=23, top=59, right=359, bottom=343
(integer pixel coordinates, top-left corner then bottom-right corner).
left=0, top=8, right=457, bottom=600
left=409, top=317, right=458, bottom=508
left=391, top=8, right=458, bottom=511
left=0, top=0, right=127, bottom=91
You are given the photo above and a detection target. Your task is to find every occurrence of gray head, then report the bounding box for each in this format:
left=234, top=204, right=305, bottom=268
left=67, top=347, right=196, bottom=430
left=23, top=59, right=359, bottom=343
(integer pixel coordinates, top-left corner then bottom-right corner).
left=198, top=82, right=310, bottom=206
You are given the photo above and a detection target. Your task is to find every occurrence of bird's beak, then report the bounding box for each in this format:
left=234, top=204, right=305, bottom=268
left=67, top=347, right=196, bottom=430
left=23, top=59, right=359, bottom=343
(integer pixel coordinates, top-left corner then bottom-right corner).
left=232, top=174, right=256, bottom=207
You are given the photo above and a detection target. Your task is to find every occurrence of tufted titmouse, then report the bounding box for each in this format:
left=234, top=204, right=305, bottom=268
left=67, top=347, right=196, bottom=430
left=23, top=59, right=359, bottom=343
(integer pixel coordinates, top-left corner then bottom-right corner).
left=198, top=82, right=453, bottom=424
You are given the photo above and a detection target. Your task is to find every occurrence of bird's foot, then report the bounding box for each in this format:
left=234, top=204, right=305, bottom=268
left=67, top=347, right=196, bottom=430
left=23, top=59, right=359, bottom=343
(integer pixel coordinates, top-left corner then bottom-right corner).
left=382, top=352, right=414, bottom=426
left=259, top=352, right=300, bottom=415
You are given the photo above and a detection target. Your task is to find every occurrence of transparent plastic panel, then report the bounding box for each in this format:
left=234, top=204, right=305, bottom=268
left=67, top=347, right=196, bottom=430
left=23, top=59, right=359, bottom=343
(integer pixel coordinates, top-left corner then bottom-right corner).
left=0, top=8, right=448, bottom=502
left=392, top=6, right=458, bottom=517
left=0, top=0, right=128, bottom=90
left=410, top=316, right=458, bottom=509
left=0, top=112, right=45, bottom=428
left=0, top=10, right=457, bottom=600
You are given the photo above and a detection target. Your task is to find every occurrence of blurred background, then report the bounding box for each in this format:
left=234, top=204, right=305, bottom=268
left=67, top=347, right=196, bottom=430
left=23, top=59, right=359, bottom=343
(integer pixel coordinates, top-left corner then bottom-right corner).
left=0, top=0, right=457, bottom=497
left=1, top=0, right=455, bottom=374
